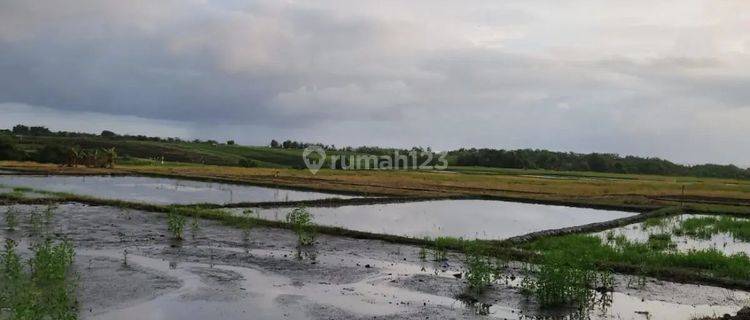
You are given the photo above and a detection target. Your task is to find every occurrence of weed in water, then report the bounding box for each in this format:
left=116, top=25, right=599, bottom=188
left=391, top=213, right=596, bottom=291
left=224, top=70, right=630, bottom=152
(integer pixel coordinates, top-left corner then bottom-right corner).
left=240, top=209, right=256, bottom=241
left=1, top=239, right=78, bottom=319
left=43, top=203, right=58, bottom=224
left=418, top=246, right=427, bottom=261
left=673, top=216, right=750, bottom=242
left=4, top=206, right=18, bottom=231
left=526, top=233, right=750, bottom=281
left=167, top=210, right=187, bottom=240
left=463, top=242, right=495, bottom=296
left=520, top=252, right=596, bottom=309
left=431, top=237, right=460, bottom=261
left=647, top=233, right=676, bottom=251
left=189, top=214, right=201, bottom=239
left=286, top=207, right=315, bottom=246
left=642, top=217, right=668, bottom=230
left=673, top=217, right=718, bottom=239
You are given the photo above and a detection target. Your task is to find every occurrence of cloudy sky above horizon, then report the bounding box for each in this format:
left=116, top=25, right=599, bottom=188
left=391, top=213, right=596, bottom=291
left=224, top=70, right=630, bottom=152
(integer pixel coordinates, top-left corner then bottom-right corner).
left=1, top=0, right=749, bottom=166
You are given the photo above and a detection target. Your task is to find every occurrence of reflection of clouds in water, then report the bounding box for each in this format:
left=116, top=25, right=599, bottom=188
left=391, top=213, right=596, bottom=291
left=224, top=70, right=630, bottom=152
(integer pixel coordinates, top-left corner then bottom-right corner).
left=233, top=200, right=635, bottom=240
left=0, top=175, right=353, bottom=205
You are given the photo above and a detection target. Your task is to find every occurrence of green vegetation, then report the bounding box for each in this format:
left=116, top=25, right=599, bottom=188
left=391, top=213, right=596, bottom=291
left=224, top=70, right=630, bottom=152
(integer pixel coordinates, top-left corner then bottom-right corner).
left=463, top=243, right=495, bottom=295
left=646, top=233, right=676, bottom=251
left=673, top=216, right=750, bottom=241
left=449, top=148, right=750, bottom=179
left=167, top=210, right=187, bottom=240
left=642, top=216, right=669, bottom=230
left=521, top=253, right=609, bottom=309
left=526, top=234, right=750, bottom=281
left=4, top=124, right=750, bottom=179
left=0, top=239, right=78, bottom=320
left=285, top=207, right=315, bottom=246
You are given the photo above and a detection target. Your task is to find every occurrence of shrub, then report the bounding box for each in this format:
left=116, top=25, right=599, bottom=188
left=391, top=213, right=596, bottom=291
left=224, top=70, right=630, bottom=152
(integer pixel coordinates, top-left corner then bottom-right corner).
left=1, top=239, right=77, bottom=319
left=286, top=207, right=315, bottom=246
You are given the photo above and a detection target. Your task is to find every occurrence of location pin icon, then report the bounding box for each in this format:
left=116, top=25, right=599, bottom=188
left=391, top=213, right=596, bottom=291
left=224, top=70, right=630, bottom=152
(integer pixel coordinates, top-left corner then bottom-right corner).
left=302, top=146, right=326, bottom=175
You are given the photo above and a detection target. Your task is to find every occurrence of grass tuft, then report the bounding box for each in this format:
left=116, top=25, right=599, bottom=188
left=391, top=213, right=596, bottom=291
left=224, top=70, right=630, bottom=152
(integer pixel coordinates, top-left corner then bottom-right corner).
left=167, top=210, right=186, bottom=240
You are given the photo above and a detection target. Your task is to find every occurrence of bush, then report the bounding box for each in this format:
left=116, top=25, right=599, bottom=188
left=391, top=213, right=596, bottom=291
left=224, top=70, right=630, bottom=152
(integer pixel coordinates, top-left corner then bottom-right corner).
left=286, top=207, right=315, bottom=246
left=0, top=135, right=24, bottom=161
left=34, top=145, right=68, bottom=164
left=238, top=159, right=257, bottom=167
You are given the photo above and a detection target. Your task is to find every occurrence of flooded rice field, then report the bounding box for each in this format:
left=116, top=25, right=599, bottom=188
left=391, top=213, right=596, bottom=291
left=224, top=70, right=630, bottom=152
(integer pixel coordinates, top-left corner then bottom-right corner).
left=0, top=175, right=356, bottom=204
left=0, top=203, right=746, bottom=319
left=594, top=214, right=750, bottom=255
left=228, top=200, right=636, bottom=240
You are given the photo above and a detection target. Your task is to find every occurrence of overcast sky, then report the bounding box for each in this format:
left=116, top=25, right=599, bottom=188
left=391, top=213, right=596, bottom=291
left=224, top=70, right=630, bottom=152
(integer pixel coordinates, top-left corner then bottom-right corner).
left=1, top=0, right=748, bottom=166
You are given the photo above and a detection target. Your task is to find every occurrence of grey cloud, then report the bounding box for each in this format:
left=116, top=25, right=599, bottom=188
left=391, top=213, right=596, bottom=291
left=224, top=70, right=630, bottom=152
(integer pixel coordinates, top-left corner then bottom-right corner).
left=0, top=0, right=749, bottom=165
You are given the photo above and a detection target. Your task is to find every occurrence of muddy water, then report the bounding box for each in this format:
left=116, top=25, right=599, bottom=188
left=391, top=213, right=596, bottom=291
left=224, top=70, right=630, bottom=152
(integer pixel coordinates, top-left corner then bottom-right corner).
left=0, top=175, right=356, bottom=204
left=0, top=203, right=746, bottom=319
left=229, top=200, right=636, bottom=240
left=594, top=214, right=750, bottom=255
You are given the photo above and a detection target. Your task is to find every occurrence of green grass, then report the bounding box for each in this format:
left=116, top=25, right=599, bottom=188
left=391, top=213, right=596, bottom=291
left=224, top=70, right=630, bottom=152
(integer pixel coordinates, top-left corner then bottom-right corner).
left=526, top=234, right=750, bottom=281
left=0, top=239, right=78, bottom=319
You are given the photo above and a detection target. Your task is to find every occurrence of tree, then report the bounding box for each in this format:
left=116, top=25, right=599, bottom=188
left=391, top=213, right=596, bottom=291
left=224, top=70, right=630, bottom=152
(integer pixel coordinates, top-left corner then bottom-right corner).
left=227, top=140, right=235, bottom=145
left=34, top=145, right=67, bottom=164
left=100, top=130, right=117, bottom=138
left=270, top=140, right=280, bottom=148
left=12, top=125, right=29, bottom=135
left=0, top=136, right=24, bottom=160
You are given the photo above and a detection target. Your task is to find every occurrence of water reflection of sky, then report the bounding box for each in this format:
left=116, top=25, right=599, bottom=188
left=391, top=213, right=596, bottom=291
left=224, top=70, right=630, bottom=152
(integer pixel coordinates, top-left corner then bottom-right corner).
left=231, top=200, right=635, bottom=240
left=0, top=175, right=355, bottom=205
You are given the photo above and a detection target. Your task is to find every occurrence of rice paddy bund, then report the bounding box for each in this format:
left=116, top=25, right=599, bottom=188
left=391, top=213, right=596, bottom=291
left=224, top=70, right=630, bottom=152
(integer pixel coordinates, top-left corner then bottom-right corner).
left=1, top=170, right=750, bottom=320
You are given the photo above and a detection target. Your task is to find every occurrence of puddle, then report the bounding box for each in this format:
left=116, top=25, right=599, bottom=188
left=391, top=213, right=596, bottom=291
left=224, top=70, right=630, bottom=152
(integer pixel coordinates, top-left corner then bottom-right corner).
left=0, top=175, right=356, bottom=204
left=594, top=214, right=750, bottom=255
left=228, top=200, right=636, bottom=240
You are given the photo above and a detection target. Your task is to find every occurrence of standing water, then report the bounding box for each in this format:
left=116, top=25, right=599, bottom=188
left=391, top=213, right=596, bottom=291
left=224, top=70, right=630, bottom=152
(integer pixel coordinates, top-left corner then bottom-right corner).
left=230, top=200, right=636, bottom=240
left=0, top=175, right=356, bottom=204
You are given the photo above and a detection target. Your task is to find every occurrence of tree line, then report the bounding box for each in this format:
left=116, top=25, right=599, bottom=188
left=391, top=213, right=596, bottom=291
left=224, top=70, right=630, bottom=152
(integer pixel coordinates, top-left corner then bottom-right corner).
left=1, top=125, right=748, bottom=179
left=447, top=148, right=750, bottom=179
